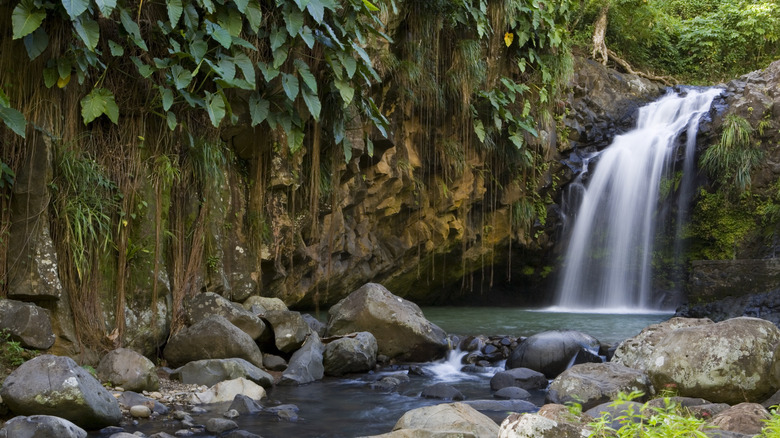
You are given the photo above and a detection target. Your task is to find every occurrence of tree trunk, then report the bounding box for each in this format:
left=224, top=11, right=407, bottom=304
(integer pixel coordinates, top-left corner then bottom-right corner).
left=592, top=4, right=610, bottom=65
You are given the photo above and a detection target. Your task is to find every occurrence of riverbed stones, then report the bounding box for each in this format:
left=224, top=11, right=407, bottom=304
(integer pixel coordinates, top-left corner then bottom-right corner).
left=644, top=317, right=780, bottom=403
left=326, top=283, right=448, bottom=362
left=0, top=355, right=121, bottom=429
left=494, top=387, right=532, bottom=400
left=163, top=315, right=264, bottom=368
left=186, top=292, right=266, bottom=340
left=206, top=418, right=238, bottom=434
left=546, top=362, right=652, bottom=410
left=612, top=317, right=714, bottom=370
left=171, top=358, right=273, bottom=388
left=263, top=310, right=312, bottom=353
left=381, top=402, right=500, bottom=437
left=506, top=330, right=601, bottom=378
left=96, top=348, right=159, bottom=392
left=0, top=299, right=55, bottom=350
left=491, top=367, right=548, bottom=391
left=0, top=415, right=88, bottom=438
left=420, top=383, right=465, bottom=401
left=323, top=331, right=378, bottom=376
left=279, top=332, right=324, bottom=385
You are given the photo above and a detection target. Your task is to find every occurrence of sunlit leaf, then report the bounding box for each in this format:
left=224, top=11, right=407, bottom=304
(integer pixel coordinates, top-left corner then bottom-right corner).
left=334, top=80, right=354, bottom=106
left=80, top=87, right=119, bottom=124
left=205, top=91, right=226, bottom=127
left=285, top=10, right=304, bottom=37
left=245, top=0, right=263, bottom=32
left=473, top=119, right=485, bottom=142
left=12, top=0, right=46, bottom=40
left=504, top=32, right=514, bottom=47
left=361, top=0, right=379, bottom=12
left=74, top=15, right=100, bottom=51
left=170, top=64, right=193, bottom=89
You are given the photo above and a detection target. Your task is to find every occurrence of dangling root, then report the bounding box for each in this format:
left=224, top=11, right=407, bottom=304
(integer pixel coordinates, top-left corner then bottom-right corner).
left=606, top=49, right=677, bottom=86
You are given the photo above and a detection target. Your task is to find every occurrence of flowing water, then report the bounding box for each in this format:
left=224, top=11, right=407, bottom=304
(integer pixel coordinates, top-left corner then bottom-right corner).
left=109, top=308, right=670, bottom=438
left=555, top=88, right=723, bottom=311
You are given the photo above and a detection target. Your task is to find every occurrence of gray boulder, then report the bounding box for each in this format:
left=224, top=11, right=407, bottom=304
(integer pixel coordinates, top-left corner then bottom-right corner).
left=116, top=391, right=169, bottom=415
left=326, top=283, right=448, bottom=362
left=546, top=362, right=652, bottom=410
left=421, top=383, right=465, bottom=401
left=0, top=415, right=87, bottom=438
left=506, top=330, right=601, bottom=378
left=389, top=402, right=499, bottom=437
left=187, top=292, right=266, bottom=340
left=645, top=317, right=780, bottom=403
left=242, top=296, right=288, bottom=312
left=172, top=358, right=273, bottom=388
left=163, top=315, right=263, bottom=368
left=490, top=367, right=548, bottom=391
left=612, top=317, right=714, bottom=370
left=302, top=313, right=326, bottom=337
left=96, top=348, right=159, bottom=392
left=463, top=399, right=537, bottom=413
left=264, top=310, right=311, bottom=353
left=0, top=299, right=55, bottom=350
left=0, top=355, right=121, bottom=429
left=494, top=387, right=531, bottom=400
left=279, top=333, right=324, bottom=385
left=498, top=412, right=589, bottom=438
left=323, top=332, right=378, bottom=376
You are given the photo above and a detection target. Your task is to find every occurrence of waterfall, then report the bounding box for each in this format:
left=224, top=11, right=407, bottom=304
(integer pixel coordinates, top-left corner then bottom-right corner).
left=554, top=88, right=722, bottom=312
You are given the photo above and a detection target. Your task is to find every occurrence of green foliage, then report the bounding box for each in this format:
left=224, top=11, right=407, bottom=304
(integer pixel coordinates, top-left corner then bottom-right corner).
left=701, top=114, right=761, bottom=194
left=588, top=391, right=712, bottom=438
left=52, top=148, right=119, bottom=280
left=7, top=0, right=389, bottom=158
left=686, top=188, right=755, bottom=260
left=0, top=329, right=37, bottom=368
left=760, top=406, right=780, bottom=438
left=0, top=86, right=26, bottom=138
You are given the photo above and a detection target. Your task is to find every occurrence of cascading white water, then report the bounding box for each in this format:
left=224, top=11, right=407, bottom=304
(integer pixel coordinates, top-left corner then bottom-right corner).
left=554, top=88, right=722, bottom=312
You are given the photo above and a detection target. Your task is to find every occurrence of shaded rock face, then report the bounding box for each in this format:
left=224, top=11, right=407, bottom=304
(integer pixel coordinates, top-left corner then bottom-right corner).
left=0, top=355, right=121, bottom=430
left=0, top=299, right=55, bottom=349
left=263, top=310, right=311, bottom=353
left=186, top=292, right=266, bottom=341
left=506, top=330, right=601, bottom=378
left=163, top=315, right=263, bottom=368
left=279, top=333, right=324, bottom=386
left=96, top=348, right=159, bottom=392
left=546, top=362, right=653, bottom=410
left=322, top=331, right=377, bottom=376
left=172, top=358, right=273, bottom=388
left=645, top=317, right=780, bottom=403
left=0, top=415, right=87, bottom=438
left=326, top=283, right=448, bottom=362
left=612, top=317, right=714, bottom=370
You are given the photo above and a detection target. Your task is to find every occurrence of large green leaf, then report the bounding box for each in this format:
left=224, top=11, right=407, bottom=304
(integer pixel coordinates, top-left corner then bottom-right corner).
left=257, top=62, right=280, bottom=82
left=23, top=27, right=49, bottom=60
left=108, top=39, right=124, bottom=56
left=207, top=21, right=232, bottom=49
left=61, top=0, right=90, bottom=20
left=248, top=93, right=269, bottom=127
left=80, top=88, right=119, bottom=125
left=74, top=15, right=100, bottom=51
left=0, top=106, right=26, bottom=138
left=95, top=0, right=117, bottom=16
left=170, top=65, right=193, bottom=89
left=233, top=0, right=249, bottom=13
left=306, top=0, right=325, bottom=22
left=120, top=9, right=148, bottom=50
left=334, top=80, right=354, bottom=106
left=167, top=0, right=183, bottom=26
left=294, top=60, right=317, bottom=92
left=270, top=27, right=286, bottom=51
left=218, top=8, right=243, bottom=37
left=245, top=0, right=263, bottom=32
left=281, top=73, right=299, bottom=101
left=160, top=87, right=174, bottom=111
left=284, top=10, right=304, bottom=37
left=302, top=89, right=321, bottom=121
left=234, top=53, right=256, bottom=88
left=300, top=26, right=315, bottom=49
left=12, top=0, right=46, bottom=40
left=205, top=91, right=226, bottom=127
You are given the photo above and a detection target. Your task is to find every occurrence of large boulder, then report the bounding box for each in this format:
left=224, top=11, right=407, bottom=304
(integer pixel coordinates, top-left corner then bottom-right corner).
left=242, top=296, right=288, bottom=312
left=187, top=292, right=266, bottom=340
left=0, top=415, right=87, bottom=438
left=263, top=310, right=311, bottom=353
left=96, top=348, right=159, bottom=392
left=490, top=367, right=548, bottom=391
left=384, top=402, right=500, bottom=438
left=0, top=355, right=121, bottom=430
left=280, top=333, right=325, bottom=385
left=546, top=362, right=653, bottom=410
left=612, top=317, right=714, bottom=370
left=0, top=299, right=55, bottom=350
left=645, top=317, right=780, bottom=403
left=498, top=413, right=589, bottom=438
left=326, top=283, right=448, bottom=362
left=506, top=330, right=601, bottom=378
left=163, top=315, right=263, bottom=368
left=710, top=403, right=770, bottom=435
left=172, top=358, right=273, bottom=388
left=323, top=332, right=378, bottom=376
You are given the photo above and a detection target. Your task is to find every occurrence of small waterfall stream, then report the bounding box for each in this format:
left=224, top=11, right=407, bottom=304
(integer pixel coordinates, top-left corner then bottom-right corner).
left=555, top=88, right=722, bottom=311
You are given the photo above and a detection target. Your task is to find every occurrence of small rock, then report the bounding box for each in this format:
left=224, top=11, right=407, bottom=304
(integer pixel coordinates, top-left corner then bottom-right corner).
left=421, top=383, right=465, bottom=401
left=129, top=405, right=152, bottom=418
left=223, top=409, right=239, bottom=419
left=205, top=418, right=238, bottom=434
left=494, top=386, right=531, bottom=400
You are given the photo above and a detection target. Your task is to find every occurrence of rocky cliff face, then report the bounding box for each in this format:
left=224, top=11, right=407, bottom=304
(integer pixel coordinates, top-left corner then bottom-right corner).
left=4, top=57, right=671, bottom=358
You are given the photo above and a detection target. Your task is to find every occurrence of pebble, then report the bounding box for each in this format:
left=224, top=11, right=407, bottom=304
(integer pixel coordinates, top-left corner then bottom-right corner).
left=205, top=418, right=238, bottom=434
left=223, top=409, right=240, bottom=419
left=130, top=405, right=152, bottom=418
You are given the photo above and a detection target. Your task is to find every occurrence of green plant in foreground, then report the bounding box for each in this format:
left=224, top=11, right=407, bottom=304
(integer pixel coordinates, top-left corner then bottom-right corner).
left=0, top=329, right=36, bottom=367
left=759, top=406, right=780, bottom=438
left=588, top=391, right=712, bottom=438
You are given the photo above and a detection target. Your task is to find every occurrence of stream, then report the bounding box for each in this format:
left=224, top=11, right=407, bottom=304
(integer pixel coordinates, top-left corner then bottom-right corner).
left=105, top=308, right=671, bottom=437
